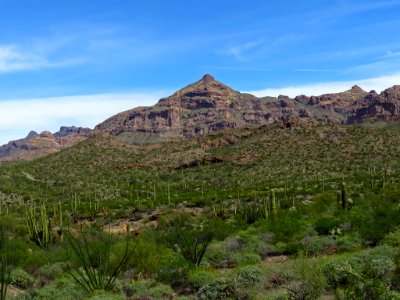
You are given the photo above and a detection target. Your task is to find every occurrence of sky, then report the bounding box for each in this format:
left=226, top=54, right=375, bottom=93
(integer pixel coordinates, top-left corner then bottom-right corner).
left=1, top=0, right=400, bottom=144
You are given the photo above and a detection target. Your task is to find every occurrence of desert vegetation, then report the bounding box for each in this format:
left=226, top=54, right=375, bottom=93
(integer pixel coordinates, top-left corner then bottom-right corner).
left=0, top=122, right=400, bottom=299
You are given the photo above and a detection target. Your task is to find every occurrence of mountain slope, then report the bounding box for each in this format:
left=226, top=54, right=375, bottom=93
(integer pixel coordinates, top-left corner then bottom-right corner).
left=2, top=120, right=400, bottom=207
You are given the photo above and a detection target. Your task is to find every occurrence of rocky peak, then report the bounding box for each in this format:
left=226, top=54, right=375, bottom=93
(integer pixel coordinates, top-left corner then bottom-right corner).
left=350, top=85, right=365, bottom=93
left=201, top=74, right=215, bottom=83
left=39, top=131, right=54, bottom=138
left=26, top=131, right=38, bottom=139
left=156, top=74, right=240, bottom=110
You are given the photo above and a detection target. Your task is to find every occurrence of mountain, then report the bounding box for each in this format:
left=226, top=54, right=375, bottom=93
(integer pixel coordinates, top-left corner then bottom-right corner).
left=2, top=75, right=400, bottom=160
left=94, top=74, right=312, bottom=143
left=0, top=126, right=91, bottom=162
left=95, top=75, right=400, bottom=144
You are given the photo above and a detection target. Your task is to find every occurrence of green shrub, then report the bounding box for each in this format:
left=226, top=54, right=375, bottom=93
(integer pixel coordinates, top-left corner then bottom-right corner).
left=123, top=233, right=163, bottom=277
left=234, top=265, right=263, bottom=287
left=231, top=252, right=261, bottom=266
left=208, top=218, right=235, bottom=241
left=86, top=290, right=125, bottom=300
left=148, top=283, right=174, bottom=299
left=156, top=250, right=191, bottom=287
left=188, top=270, right=216, bottom=290
left=38, top=262, right=68, bottom=280
left=323, top=246, right=397, bottom=299
left=268, top=212, right=308, bottom=243
left=261, top=290, right=290, bottom=300
left=336, top=235, right=362, bottom=252
left=351, top=199, right=400, bottom=245
left=130, top=279, right=174, bottom=299
left=130, top=279, right=152, bottom=297
left=197, top=276, right=233, bottom=300
left=275, top=242, right=287, bottom=255
left=203, top=245, right=232, bottom=268
left=10, top=268, right=34, bottom=289
left=236, top=230, right=274, bottom=257
left=285, top=258, right=327, bottom=300
left=34, top=277, right=85, bottom=300
left=314, top=216, right=340, bottom=235
left=301, top=236, right=336, bottom=255
left=223, top=236, right=243, bottom=252
left=382, top=227, right=400, bottom=247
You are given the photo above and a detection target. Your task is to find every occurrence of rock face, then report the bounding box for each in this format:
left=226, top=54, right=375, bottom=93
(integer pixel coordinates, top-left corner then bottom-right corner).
left=347, top=86, right=400, bottom=123
left=96, top=74, right=400, bottom=143
left=0, top=126, right=92, bottom=161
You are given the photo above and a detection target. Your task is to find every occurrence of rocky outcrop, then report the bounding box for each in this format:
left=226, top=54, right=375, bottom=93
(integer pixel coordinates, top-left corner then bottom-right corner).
left=348, top=86, right=400, bottom=123
left=54, top=126, right=92, bottom=137
left=0, top=126, right=92, bottom=161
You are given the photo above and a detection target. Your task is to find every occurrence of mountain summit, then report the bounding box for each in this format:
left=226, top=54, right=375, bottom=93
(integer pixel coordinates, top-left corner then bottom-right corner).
left=156, top=74, right=240, bottom=110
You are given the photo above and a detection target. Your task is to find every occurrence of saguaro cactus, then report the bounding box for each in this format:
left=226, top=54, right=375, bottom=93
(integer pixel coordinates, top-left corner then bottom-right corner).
left=271, top=189, right=278, bottom=216
left=340, top=182, right=352, bottom=210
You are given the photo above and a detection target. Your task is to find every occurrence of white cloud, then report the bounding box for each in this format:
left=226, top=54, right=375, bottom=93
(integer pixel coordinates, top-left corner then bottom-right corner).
left=0, top=92, right=165, bottom=145
left=0, top=44, right=85, bottom=73
left=245, top=73, right=400, bottom=97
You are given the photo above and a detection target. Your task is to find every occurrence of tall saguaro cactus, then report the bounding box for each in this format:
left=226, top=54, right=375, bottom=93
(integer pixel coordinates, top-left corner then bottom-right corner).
left=339, top=182, right=353, bottom=210
left=271, top=189, right=278, bottom=216
left=0, top=227, right=9, bottom=300
left=341, top=182, right=347, bottom=210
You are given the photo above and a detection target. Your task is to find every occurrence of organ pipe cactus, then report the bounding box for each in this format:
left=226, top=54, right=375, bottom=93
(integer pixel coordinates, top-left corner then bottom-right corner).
left=26, top=202, right=52, bottom=248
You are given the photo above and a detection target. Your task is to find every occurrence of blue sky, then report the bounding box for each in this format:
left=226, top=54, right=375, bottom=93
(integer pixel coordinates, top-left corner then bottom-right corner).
left=1, top=0, right=400, bottom=144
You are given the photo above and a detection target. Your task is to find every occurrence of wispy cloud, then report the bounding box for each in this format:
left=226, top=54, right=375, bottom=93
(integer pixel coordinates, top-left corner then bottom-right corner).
left=0, top=44, right=85, bottom=73
left=220, top=40, right=264, bottom=61
left=245, top=73, right=400, bottom=97
left=217, top=35, right=302, bottom=62
left=0, top=92, right=165, bottom=145
left=294, top=68, right=340, bottom=72
left=202, top=65, right=271, bottom=71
